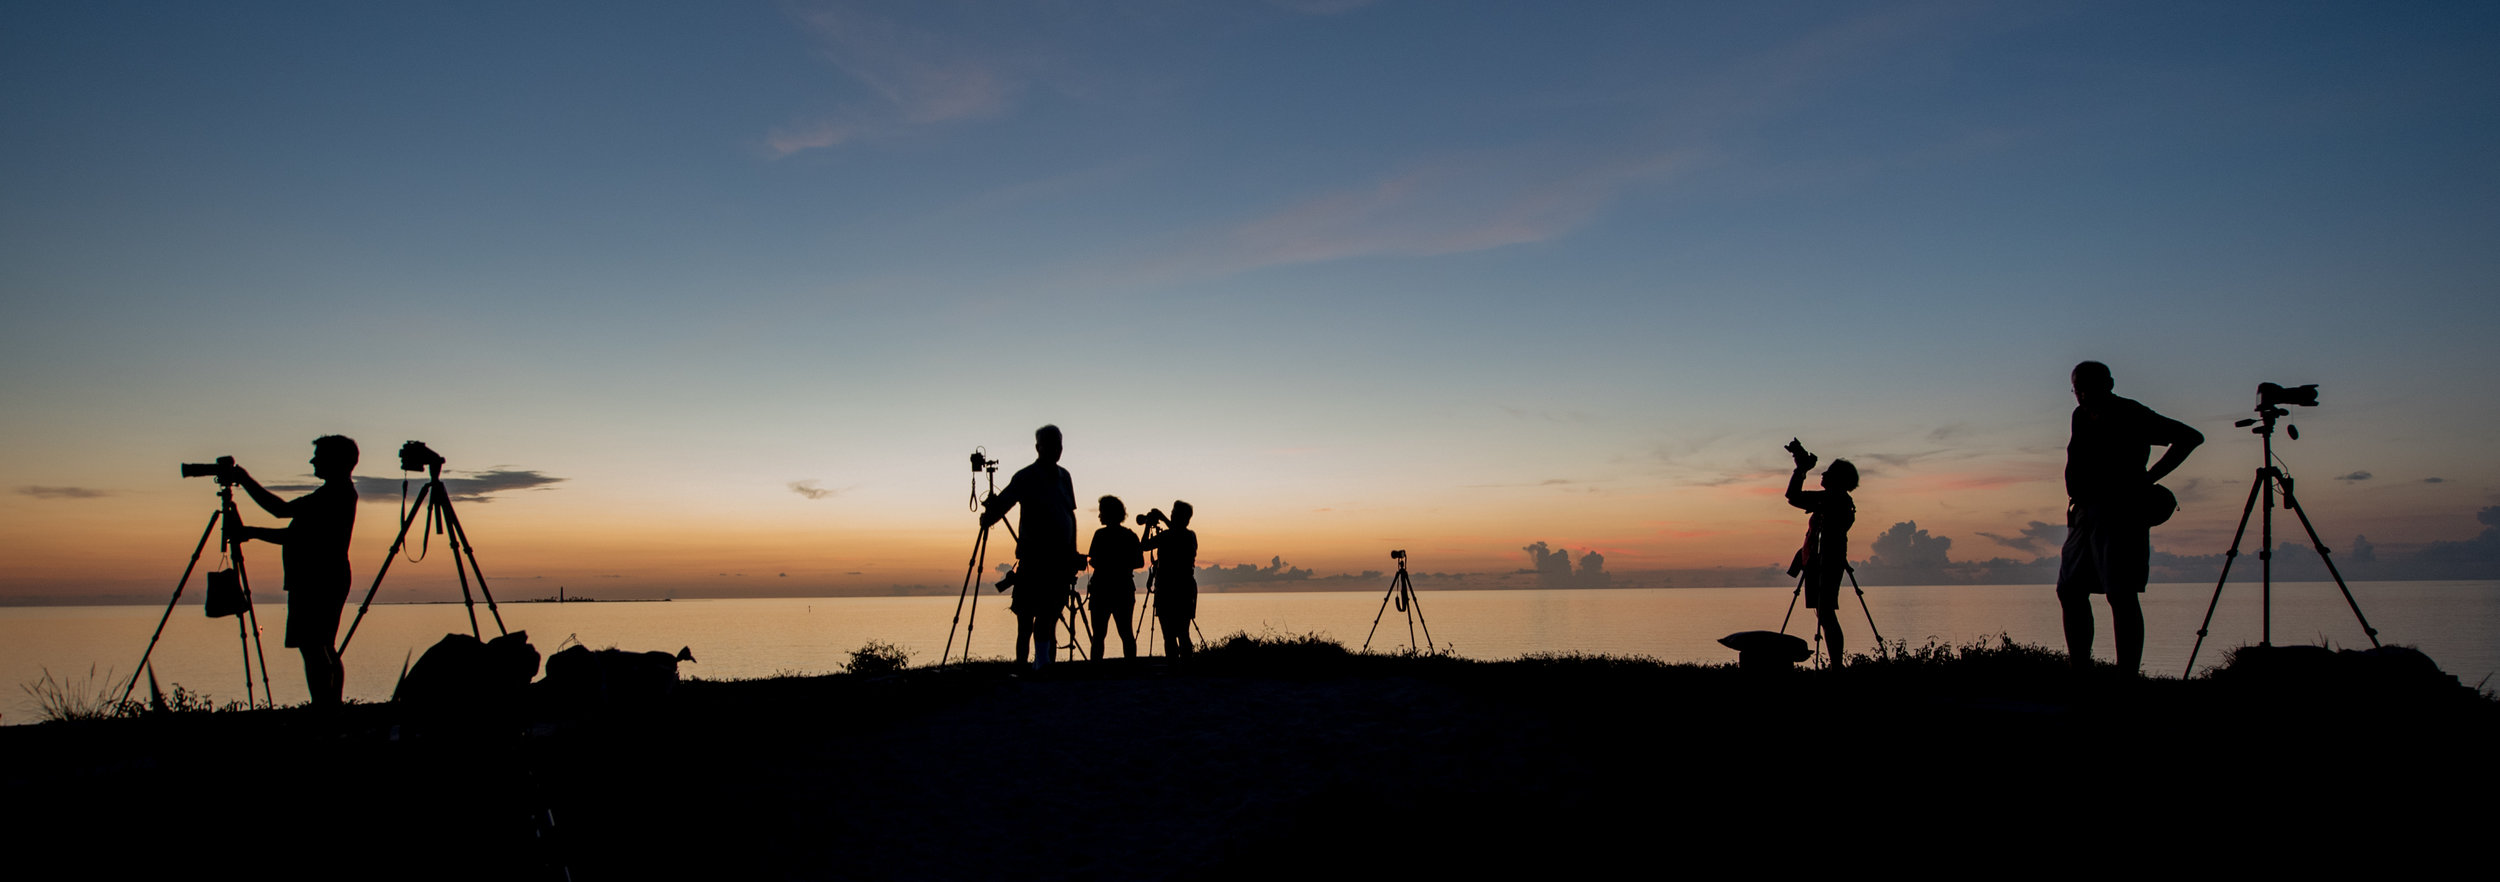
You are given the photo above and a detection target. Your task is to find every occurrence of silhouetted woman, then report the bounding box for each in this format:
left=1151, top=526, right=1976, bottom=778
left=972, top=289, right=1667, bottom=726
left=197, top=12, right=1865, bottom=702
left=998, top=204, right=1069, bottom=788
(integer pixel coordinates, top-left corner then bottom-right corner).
left=1784, top=440, right=1858, bottom=666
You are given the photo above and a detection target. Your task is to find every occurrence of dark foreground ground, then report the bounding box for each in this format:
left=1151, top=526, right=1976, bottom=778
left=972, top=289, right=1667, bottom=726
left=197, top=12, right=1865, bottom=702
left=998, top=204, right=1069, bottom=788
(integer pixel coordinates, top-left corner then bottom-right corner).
left=8, top=636, right=2493, bottom=880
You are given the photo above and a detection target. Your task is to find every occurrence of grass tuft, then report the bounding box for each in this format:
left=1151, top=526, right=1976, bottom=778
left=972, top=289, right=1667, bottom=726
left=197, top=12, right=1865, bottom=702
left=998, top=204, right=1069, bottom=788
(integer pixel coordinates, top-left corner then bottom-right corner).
left=21, top=664, right=130, bottom=722
left=847, top=639, right=912, bottom=676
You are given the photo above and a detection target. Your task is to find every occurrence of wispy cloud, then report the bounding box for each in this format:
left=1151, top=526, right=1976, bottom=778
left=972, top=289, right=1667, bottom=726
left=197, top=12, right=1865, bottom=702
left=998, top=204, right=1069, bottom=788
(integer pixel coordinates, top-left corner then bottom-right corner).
left=1265, top=0, right=1378, bottom=14
left=1977, top=520, right=2065, bottom=556
left=16, top=485, right=108, bottom=499
left=789, top=480, right=835, bottom=500
left=1112, top=148, right=1682, bottom=282
left=769, top=4, right=1026, bottom=157
left=283, top=470, right=565, bottom=504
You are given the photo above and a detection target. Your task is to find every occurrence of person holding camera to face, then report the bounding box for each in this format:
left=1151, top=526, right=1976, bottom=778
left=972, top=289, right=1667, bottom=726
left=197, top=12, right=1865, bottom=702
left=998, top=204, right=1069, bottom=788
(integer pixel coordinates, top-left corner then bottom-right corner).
left=1138, top=501, right=1199, bottom=661
left=225, top=435, right=360, bottom=706
left=1784, top=439, right=1858, bottom=667
left=982, top=425, right=1080, bottom=670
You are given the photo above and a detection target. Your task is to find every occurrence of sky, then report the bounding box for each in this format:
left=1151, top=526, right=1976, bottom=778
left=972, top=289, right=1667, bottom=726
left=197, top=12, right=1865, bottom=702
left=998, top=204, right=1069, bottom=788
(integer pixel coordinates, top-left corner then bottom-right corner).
left=4, top=1, right=2497, bottom=603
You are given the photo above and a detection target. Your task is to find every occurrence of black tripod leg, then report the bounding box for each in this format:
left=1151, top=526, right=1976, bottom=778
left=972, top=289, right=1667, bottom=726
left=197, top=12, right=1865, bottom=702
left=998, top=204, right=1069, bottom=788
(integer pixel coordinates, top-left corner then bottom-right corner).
left=1064, top=587, right=1092, bottom=662
left=1848, top=566, right=1882, bottom=653
left=426, top=494, right=483, bottom=638
left=945, top=522, right=990, bottom=664
left=2280, top=481, right=2381, bottom=649
left=2185, top=473, right=2266, bottom=677
left=124, top=510, right=221, bottom=706
left=232, top=552, right=273, bottom=708
left=1780, top=572, right=1805, bottom=634
left=235, top=586, right=256, bottom=706
left=1406, top=572, right=1436, bottom=653
left=1363, top=578, right=1397, bottom=652
left=340, top=482, right=435, bottom=656
left=437, top=497, right=507, bottom=636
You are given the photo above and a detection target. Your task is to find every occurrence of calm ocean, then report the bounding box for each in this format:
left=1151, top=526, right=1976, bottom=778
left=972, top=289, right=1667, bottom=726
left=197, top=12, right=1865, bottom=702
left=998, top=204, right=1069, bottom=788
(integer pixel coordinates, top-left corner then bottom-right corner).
left=7, top=581, right=2495, bottom=724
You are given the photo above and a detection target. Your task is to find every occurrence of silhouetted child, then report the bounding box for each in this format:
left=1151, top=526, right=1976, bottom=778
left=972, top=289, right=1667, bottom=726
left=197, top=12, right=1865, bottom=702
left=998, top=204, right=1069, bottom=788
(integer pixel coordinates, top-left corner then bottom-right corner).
left=1085, top=496, right=1142, bottom=660
left=1783, top=440, right=1857, bottom=666
left=1139, top=500, right=1199, bottom=661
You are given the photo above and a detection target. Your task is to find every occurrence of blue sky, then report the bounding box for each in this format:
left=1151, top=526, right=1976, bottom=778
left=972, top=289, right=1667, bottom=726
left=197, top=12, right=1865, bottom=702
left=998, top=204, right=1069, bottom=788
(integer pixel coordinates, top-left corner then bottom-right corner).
left=4, top=1, right=2496, bottom=600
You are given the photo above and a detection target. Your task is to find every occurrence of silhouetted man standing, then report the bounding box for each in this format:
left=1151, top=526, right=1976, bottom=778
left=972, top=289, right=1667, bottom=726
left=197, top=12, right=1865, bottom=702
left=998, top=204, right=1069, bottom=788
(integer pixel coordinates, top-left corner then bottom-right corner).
left=229, top=435, right=359, bottom=706
left=983, top=424, right=1079, bottom=669
left=2058, top=362, right=2200, bottom=673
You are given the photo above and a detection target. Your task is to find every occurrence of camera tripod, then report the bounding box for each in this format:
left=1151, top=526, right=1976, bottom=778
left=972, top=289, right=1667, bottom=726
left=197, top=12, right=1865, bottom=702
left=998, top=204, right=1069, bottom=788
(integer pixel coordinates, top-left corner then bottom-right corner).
left=1057, top=577, right=1100, bottom=662
left=1780, top=564, right=1882, bottom=668
left=944, top=451, right=1011, bottom=664
left=1363, top=552, right=1435, bottom=653
left=122, top=471, right=276, bottom=709
left=2181, top=401, right=2380, bottom=676
left=337, top=446, right=507, bottom=655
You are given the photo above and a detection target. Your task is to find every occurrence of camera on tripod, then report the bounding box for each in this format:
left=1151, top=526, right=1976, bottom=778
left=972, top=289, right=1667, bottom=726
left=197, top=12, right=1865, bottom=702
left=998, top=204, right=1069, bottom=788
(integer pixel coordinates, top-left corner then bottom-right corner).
left=400, top=440, right=445, bottom=473
left=1390, top=549, right=1406, bottom=560
left=179, top=456, right=237, bottom=483
left=2257, top=382, right=2319, bottom=409
left=969, top=449, right=998, bottom=473
left=1137, top=508, right=1168, bottom=528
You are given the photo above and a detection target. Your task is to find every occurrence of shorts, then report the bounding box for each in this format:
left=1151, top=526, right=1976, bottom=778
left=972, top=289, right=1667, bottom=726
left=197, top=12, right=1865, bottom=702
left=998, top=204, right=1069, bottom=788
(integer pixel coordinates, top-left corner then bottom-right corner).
left=1802, top=565, right=1842, bottom=611
left=285, top=586, right=347, bottom=650
left=1088, top=572, right=1136, bottom=607
left=2057, top=501, right=2150, bottom=597
left=1152, top=573, right=1198, bottom=619
left=1010, top=564, right=1074, bottom=616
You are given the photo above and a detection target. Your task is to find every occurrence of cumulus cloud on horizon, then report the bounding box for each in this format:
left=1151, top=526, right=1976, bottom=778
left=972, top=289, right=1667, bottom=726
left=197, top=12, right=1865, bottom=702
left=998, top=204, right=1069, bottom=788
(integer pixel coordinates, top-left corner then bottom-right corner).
left=1521, top=541, right=1611, bottom=589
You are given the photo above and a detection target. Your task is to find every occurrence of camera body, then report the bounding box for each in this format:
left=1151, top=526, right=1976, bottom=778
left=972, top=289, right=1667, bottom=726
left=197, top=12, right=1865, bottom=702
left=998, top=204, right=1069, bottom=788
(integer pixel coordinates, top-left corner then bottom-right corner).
left=1784, top=437, right=1816, bottom=468
left=180, top=455, right=236, bottom=483
left=399, top=440, right=445, bottom=473
left=2258, top=382, right=2320, bottom=409
left=1137, top=508, right=1167, bottom=528
left=1390, top=549, right=1406, bottom=560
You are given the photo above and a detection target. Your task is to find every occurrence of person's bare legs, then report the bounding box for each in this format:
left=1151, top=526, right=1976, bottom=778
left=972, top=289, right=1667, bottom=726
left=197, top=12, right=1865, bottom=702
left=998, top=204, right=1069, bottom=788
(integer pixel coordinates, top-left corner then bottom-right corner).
left=300, top=646, right=341, bottom=707
left=2057, top=581, right=2096, bottom=668
left=2108, top=590, right=2144, bottom=674
left=1817, top=609, right=1845, bottom=667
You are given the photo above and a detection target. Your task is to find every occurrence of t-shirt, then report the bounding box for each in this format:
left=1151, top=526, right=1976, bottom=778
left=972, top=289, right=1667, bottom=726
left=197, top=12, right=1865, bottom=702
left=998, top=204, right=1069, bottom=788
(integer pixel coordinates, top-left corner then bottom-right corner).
left=280, top=481, right=357, bottom=595
left=2065, top=393, right=2198, bottom=503
left=1787, top=489, right=1854, bottom=570
left=1088, top=525, right=1143, bottom=573
left=988, top=461, right=1077, bottom=567
left=1140, top=527, right=1197, bottom=578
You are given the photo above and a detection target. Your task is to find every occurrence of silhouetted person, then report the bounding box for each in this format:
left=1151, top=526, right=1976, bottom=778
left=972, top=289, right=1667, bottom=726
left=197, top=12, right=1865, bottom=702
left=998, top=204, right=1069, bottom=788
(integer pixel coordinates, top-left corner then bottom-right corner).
left=2058, top=361, right=2202, bottom=673
left=228, top=435, right=359, bottom=706
left=982, top=425, right=1079, bottom=669
left=1784, top=440, right=1857, bottom=666
left=1139, top=500, right=1199, bottom=661
left=1083, top=495, right=1143, bottom=660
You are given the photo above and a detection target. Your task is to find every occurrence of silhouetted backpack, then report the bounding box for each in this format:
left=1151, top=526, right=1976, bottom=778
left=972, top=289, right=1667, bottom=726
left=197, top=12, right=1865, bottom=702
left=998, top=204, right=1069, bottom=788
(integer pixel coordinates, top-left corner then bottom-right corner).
left=396, top=630, right=542, bottom=718
left=1720, top=630, right=1812, bottom=670
left=542, top=644, right=697, bottom=708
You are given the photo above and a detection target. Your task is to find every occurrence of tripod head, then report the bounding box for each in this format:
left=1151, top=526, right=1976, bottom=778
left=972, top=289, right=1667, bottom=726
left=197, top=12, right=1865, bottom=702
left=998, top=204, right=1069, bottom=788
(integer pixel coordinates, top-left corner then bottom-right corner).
left=968, top=447, right=1001, bottom=511
left=2236, top=383, right=2319, bottom=439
